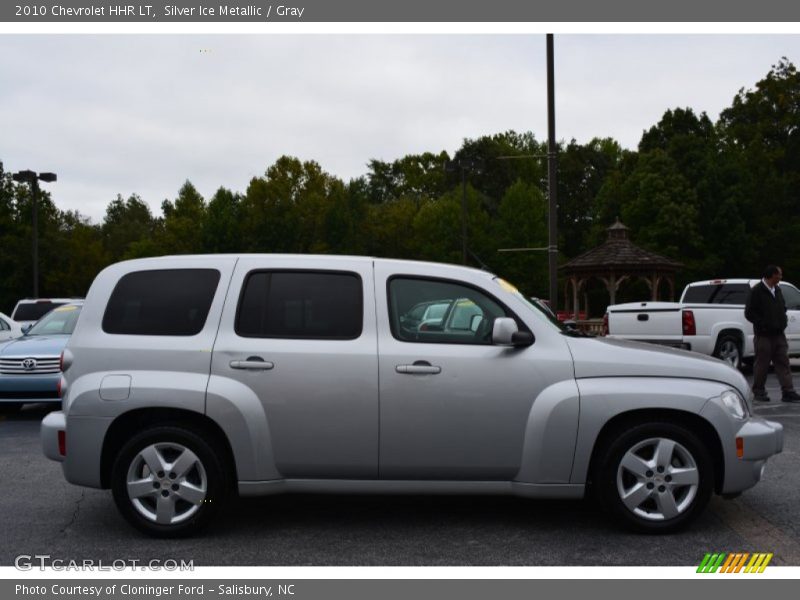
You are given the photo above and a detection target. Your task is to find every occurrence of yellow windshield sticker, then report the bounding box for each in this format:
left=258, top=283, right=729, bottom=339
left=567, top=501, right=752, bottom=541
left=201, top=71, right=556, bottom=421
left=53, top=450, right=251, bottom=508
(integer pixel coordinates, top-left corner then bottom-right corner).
left=54, top=305, right=78, bottom=312
left=496, top=278, right=519, bottom=294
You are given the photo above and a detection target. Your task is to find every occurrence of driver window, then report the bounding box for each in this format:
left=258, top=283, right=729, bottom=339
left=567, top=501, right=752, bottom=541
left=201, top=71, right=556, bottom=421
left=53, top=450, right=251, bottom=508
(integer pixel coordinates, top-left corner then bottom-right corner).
left=390, top=277, right=507, bottom=344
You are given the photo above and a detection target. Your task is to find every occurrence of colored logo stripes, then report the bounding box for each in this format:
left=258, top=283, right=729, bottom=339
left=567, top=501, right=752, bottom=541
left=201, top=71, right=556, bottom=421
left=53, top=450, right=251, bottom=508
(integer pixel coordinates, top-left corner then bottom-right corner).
left=697, top=552, right=773, bottom=573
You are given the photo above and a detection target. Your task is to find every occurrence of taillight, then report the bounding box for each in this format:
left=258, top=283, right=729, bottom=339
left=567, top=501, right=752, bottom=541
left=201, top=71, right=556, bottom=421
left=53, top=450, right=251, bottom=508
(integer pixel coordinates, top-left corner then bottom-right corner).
left=58, top=431, right=66, bottom=456
left=682, top=310, right=696, bottom=336
left=602, top=313, right=609, bottom=336
left=56, top=378, right=62, bottom=397
left=60, top=349, right=73, bottom=372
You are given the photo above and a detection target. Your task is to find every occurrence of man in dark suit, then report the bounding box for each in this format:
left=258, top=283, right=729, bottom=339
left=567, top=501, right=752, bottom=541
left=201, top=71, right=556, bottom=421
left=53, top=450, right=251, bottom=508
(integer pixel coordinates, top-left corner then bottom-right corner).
left=745, top=265, right=800, bottom=402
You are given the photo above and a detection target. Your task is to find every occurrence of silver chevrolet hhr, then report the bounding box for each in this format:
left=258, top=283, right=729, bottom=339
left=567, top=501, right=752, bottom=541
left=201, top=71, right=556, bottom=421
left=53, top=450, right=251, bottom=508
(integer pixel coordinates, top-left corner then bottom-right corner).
left=42, top=255, right=783, bottom=537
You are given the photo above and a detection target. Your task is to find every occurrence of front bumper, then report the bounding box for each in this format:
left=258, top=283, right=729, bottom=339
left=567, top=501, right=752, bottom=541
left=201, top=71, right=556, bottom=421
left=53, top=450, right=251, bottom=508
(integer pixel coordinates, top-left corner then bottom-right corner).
left=737, top=417, right=784, bottom=459
left=724, top=416, right=783, bottom=494
left=0, top=373, right=60, bottom=403
left=700, top=395, right=783, bottom=494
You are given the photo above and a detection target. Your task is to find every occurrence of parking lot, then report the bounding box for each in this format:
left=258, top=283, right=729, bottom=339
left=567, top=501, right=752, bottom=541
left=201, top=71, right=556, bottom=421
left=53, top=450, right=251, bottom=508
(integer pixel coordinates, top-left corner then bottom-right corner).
left=1, top=369, right=800, bottom=567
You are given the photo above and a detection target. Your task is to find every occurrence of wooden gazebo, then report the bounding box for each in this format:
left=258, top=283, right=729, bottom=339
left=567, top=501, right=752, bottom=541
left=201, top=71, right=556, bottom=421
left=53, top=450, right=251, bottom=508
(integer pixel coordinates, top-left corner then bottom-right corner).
left=560, top=219, right=682, bottom=318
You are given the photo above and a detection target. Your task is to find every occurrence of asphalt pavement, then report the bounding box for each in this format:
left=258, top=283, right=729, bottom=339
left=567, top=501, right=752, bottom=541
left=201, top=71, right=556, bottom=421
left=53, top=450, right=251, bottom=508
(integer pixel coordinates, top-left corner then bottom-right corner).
left=1, top=369, right=799, bottom=567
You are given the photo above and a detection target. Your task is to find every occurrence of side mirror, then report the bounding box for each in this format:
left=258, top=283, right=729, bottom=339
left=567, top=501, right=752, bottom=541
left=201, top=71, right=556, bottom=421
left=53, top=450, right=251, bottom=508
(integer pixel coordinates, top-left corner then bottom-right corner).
left=21, top=324, right=32, bottom=335
left=492, top=317, right=534, bottom=347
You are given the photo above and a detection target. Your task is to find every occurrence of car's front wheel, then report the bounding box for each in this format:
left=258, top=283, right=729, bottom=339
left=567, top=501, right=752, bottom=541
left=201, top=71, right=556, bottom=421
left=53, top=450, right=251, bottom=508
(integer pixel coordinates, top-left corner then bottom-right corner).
left=596, top=423, right=713, bottom=533
left=111, top=425, right=230, bottom=537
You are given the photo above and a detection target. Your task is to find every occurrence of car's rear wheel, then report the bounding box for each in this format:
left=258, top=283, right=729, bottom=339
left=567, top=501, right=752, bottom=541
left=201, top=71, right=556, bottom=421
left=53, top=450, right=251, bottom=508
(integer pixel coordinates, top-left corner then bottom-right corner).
left=111, top=425, right=230, bottom=537
left=596, top=423, right=713, bottom=533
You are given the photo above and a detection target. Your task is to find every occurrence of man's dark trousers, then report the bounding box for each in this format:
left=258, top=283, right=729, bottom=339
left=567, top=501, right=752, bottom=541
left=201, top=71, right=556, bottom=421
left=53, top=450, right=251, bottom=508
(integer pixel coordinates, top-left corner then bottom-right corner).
left=753, top=333, right=794, bottom=394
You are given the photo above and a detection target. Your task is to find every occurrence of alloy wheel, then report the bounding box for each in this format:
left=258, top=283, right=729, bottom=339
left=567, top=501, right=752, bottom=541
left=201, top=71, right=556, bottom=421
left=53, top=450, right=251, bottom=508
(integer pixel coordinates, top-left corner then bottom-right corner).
left=126, top=442, right=207, bottom=525
left=615, top=437, right=699, bottom=521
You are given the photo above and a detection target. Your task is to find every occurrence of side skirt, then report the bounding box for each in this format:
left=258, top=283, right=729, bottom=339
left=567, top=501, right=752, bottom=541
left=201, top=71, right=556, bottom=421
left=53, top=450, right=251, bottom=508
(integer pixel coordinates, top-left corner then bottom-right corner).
left=238, top=479, right=585, bottom=499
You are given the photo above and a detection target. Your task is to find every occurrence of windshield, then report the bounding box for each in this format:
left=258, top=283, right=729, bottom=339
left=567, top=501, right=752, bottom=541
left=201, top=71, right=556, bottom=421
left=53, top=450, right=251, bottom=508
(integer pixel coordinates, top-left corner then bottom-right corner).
left=493, top=277, right=564, bottom=329
left=26, top=304, right=82, bottom=336
left=492, top=277, right=585, bottom=335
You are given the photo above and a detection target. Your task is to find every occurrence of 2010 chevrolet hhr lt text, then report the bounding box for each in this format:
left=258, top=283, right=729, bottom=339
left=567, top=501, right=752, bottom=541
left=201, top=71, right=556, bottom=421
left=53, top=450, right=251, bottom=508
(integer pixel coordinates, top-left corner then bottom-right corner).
left=41, top=255, right=783, bottom=536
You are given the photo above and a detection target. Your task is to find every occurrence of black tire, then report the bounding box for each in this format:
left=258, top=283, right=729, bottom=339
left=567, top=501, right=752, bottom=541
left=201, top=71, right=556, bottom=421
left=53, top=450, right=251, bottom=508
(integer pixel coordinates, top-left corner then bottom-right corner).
left=595, top=422, right=713, bottom=534
left=713, top=334, right=742, bottom=370
left=111, top=424, right=231, bottom=538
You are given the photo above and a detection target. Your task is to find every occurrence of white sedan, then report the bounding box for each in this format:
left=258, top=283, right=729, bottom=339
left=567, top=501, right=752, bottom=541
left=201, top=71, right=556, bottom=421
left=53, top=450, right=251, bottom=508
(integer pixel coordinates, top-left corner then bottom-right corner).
left=0, top=312, right=23, bottom=342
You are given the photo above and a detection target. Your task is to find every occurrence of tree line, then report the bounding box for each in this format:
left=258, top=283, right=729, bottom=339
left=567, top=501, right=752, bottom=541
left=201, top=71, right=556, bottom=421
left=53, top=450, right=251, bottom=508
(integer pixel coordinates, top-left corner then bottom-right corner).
left=2, top=59, right=800, bottom=316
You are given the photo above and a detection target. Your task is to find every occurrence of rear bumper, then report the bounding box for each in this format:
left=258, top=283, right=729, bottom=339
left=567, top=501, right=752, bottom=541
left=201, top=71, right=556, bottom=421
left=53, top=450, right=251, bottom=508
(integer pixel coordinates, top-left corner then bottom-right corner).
left=41, top=410, right=110, bottom=488
left=41, top=410, right=66, bottom=462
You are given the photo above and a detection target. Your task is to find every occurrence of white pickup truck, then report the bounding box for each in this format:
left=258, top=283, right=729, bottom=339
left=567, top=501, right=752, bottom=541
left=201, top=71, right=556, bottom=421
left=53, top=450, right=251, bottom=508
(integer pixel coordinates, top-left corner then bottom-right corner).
left=604, top=279, right=800, bottom=370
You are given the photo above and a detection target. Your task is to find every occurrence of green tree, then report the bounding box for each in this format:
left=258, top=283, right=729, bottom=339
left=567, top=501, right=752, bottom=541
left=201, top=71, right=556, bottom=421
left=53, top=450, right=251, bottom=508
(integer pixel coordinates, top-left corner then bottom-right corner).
left=557, top=137, right=624, bottom=258
left=159, top=181, right=206, bottom=254
left=203, top=187, right=242, bottom=253
left=492, top=180, right=549, bottom=297
left=412, top=185, right=492, bottom=266
left=365, top=151, right=450, bottom=204
left=718, top=58, right=800, bottom=276
left=45, top=211, right=106, bottom=297
left=101, top=194, right=157, bottom=261
left=617, top=150, right=703, bottom=278
left=364, top=196, right=421, bottom=259
left=452, top=131, right=545, bottom=214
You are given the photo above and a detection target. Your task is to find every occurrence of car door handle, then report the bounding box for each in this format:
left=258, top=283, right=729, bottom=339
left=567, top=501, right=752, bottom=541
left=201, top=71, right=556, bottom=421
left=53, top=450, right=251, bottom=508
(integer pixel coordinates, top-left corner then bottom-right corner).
left=396, top=361, right=441, bottom=375
left=230, top=357, right=275, bottom=370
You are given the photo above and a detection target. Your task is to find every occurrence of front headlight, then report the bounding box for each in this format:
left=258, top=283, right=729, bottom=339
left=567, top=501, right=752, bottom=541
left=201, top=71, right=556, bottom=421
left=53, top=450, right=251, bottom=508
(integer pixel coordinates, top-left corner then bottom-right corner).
left=720, top=389, right=748, bottom=420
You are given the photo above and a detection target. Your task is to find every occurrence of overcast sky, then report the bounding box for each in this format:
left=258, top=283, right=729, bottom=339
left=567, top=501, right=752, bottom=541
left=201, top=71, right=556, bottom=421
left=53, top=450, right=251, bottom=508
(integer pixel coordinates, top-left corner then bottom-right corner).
left=2, top=34, right=799, bottom=222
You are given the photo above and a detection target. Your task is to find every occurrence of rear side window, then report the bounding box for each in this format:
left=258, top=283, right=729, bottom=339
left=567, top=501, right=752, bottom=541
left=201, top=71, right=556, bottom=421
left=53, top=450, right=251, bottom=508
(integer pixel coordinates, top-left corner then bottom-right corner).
left=12, top=301, right=66, bottom=322
left=236, top=271, right=362, bottom=339
left=103, top=269, right=220, bottom=336
left=683, top=284, right=749, bottom=305
left=682, top=285, right=717, bottom=303
left=715, top=284, right=749, bottom=305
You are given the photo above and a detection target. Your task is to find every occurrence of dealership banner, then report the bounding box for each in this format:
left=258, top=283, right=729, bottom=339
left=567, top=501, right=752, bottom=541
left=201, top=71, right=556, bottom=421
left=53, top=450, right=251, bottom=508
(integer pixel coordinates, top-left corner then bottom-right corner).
left=4, top=0, right=800, bottom=22
left=3, top=579, right=800, bottom=599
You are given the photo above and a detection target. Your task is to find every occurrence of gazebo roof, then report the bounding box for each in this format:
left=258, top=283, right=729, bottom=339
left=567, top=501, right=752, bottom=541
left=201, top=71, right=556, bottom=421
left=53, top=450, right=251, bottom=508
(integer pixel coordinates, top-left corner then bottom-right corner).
left=560, top=218, right=682, bottom=274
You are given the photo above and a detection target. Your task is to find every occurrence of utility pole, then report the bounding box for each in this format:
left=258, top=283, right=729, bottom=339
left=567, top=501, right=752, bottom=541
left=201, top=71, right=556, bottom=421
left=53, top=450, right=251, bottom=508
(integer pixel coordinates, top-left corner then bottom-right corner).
left=12, top=170, right=57, bottom=297
left=546, top=33, right=559, bottom=311
left=460, top=166, right=467, bottom=265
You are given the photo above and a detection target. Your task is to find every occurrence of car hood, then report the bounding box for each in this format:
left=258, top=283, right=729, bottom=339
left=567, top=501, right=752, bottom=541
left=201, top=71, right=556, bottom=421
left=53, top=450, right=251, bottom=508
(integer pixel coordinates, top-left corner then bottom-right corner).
left=0, top=335, right=69, bottom=357
left=565, top=336, right=750, bottom=399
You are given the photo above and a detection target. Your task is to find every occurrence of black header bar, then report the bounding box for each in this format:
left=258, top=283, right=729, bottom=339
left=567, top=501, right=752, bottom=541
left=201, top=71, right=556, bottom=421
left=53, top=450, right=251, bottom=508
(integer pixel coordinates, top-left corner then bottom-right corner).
left=4, top=0, right=800, bottom=23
